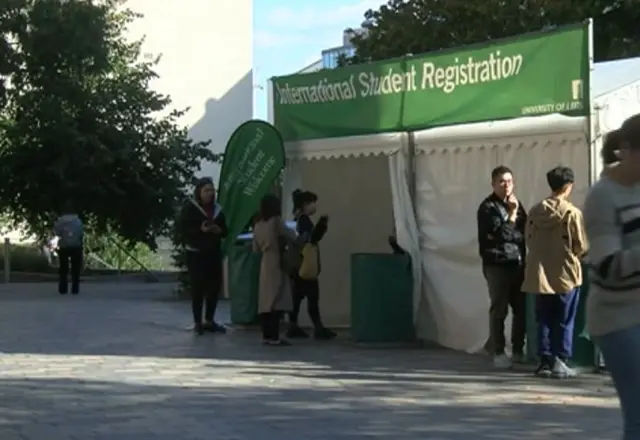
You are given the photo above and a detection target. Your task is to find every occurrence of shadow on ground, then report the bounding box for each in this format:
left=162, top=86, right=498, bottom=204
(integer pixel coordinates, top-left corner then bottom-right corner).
left=0, top=375, right=619, bottom=440
left=0, top=283, right=621, bottom=439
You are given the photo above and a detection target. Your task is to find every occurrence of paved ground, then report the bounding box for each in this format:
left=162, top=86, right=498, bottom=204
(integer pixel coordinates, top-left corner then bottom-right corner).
left=0, top=283, right=621, bottom=439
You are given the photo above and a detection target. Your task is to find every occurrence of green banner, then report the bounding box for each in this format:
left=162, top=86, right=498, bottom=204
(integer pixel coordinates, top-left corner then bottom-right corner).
left=273, top=24, right=590, bottom=141
left=218, top=120, right=285, bottom=256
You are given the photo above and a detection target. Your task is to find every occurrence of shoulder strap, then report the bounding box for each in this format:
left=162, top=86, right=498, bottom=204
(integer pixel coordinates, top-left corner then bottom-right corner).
left=188, top=198, right=207, bottom=217
left=188, top=198, right=223, bottom=219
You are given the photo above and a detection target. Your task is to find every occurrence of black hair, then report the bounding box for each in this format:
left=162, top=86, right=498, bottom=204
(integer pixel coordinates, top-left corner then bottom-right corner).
left=291, top=189, right=318, bottom=214
left=546, top=166, right=575, bottom=192
left=490, top=165, right=512, bottom=182
left=260, top=194, right=281, bottom=221
left=602, top=130, right=621, bottom=165
left=61, top=200, right=75, bottom=214
left=601, top=113, right=640, bottom=165
left=193, top=177, right=214, bottom=203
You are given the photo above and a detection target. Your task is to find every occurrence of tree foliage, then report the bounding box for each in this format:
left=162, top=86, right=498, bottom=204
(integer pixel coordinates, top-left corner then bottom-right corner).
left=0, top=0, right=217, bottom=248
left=346, top=0, right=640, bottom=65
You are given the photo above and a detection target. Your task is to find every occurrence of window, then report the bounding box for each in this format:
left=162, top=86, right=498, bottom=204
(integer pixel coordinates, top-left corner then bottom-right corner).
left=321, top=45, right=357, bottom=69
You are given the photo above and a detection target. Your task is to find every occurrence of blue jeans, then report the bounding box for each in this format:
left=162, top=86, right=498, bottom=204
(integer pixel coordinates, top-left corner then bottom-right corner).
left=595, top=325, right=640, bottom=439
left=535, top=288, right=580, bottom=360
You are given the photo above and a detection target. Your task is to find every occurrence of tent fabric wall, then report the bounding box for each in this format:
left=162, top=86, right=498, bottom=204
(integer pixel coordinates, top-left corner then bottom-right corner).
left=389, top=150, right=422, bottom=323
left=282, top=133, right=408, bottom=327
left=412, top=115, right=589, bottom=352
left=593, top=79, right=640, bottom=177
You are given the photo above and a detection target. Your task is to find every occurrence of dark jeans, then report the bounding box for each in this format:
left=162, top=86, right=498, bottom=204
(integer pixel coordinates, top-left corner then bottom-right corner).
left=289, top=276, right=322, bottom=328
left=482, top=264, right=526, bottom=355
left=186, top=251, right=222, bottom=326
left=595, top=325, right=640, bottom=439
left=536, top=287, right=580, bottom=360
left=58, top=246, right=82, bottom=294
left=261, top=311, right=282, bottom=341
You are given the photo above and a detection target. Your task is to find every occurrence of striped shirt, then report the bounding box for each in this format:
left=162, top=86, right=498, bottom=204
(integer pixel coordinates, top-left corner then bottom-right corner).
left=584, top=175, right=640, bottom=336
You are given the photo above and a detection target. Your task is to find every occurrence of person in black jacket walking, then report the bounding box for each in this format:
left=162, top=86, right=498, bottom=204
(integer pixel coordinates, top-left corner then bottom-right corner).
left=180, top=177, right=228, bottom=335
left=477, top=165, right=527, bottom=369
left=287, top=189, right=336, bottom=340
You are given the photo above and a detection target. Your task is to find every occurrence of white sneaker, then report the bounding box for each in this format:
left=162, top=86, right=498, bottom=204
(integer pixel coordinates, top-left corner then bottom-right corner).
left=551, top=358, right=578, bottom=379
left=493, top=354, right=513, bottom=369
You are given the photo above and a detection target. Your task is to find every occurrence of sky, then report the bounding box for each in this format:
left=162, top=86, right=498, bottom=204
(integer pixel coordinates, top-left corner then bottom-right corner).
left=253, top=0, right=383, bottom=120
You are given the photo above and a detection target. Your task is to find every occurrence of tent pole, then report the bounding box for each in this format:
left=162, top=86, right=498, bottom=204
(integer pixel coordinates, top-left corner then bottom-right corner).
left=407, top=131, right=417, bottom=214
left=586, top=18, right=604, bottom=372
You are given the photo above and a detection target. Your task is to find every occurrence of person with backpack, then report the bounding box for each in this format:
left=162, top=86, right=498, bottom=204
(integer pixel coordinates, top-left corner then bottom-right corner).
left=53, top=203, right=84, bottom=295
left=287, top=189, right=336, bottom=340
left=179, top=177, right=228, bottom=335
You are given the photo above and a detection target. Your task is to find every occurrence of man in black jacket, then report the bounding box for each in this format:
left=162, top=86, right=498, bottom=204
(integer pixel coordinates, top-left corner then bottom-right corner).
left=477, top=165, right=527, bottom=369
left=180, top=177, right=228, bottom=335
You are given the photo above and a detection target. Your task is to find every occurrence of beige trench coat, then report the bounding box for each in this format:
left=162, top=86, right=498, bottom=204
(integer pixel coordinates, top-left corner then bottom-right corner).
left=252, top=217, right=297, bottom=314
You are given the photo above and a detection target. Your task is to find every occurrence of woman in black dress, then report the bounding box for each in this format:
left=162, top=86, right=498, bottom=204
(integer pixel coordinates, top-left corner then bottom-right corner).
left=179, top=178, right=228, bottom=335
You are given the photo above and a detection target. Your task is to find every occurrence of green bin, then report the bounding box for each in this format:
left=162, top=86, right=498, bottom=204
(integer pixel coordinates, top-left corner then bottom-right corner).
left=525, top=263, right=596, bottom=368
left=350, top=253, right=414, bottom=343
left=228, top=242, right=261, bottom=325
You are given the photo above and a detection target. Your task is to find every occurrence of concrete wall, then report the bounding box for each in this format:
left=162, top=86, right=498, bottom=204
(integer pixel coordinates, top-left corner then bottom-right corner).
left=125, top=0, right=254, bottom=182
left=125, top=0, right=254, bottom=267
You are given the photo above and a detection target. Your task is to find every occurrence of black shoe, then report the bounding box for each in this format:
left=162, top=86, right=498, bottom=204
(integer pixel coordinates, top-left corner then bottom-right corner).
left=287, top=325, right=309, bottom=339
left=534, top=357, right=553, bottom=378
left=193, top=323, right=205, bottom=336
left=263, top=339, right=292, bottom=346
left=314, top=327, right=337, bottom=340
left=59, top=291, right=68, bottom=295
left=71, top=292, right=79, bottom=295
left=204, top=322, right=227, bottom=334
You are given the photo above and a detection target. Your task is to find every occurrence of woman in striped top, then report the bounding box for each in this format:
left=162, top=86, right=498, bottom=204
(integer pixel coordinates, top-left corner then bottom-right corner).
left=583, top=113, right=640, bottom=439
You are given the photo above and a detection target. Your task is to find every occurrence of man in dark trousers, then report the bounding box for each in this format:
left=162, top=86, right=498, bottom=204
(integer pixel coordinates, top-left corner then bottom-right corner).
left=522, top=166, right=588, bottom=379
left=477, top=165, right=527, bottom=369
left=53, top=203, right=84, bottom=295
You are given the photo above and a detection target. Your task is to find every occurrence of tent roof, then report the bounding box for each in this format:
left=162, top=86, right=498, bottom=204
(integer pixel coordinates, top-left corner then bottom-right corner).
left=593, top=57, right=640, bottom=98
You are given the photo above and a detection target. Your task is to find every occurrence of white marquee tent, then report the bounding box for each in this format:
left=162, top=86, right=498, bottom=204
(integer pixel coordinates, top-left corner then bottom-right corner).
left=270, top=56, right=640, bottom=351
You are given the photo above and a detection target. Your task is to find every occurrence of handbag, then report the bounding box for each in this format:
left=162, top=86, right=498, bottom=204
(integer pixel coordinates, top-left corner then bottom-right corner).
left=298, top=243, right=319, bottom=280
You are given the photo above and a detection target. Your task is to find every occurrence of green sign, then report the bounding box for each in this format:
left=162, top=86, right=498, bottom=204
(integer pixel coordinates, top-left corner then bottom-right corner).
left=272, top=24, right=590, bottom=141
left=218, top=120, right=285, bottom=255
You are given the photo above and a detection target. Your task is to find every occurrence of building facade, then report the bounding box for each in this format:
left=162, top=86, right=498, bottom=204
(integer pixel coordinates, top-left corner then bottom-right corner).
left=321, top=28, right=366, bottom=69
left=321, top=45, right=356, bottom=69
left=297, top=59, right=323, bottom=74
left=125, top=0, right=253, bottom=266
left=125, top=0, right=254, bottom=182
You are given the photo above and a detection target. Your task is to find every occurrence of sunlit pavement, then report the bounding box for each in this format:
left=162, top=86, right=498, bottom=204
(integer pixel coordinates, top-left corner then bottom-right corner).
left=0, top=283, right=620, bottom=439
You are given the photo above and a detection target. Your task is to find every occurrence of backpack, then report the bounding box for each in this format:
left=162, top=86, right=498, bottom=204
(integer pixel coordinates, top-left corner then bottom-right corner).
left=279, top=236, right=303, bottom=275
left=57, top=217, right=83, bottom=248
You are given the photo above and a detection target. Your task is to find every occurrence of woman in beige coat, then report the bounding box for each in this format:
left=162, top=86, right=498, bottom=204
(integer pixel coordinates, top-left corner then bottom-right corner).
left=253, top=195, right=298, bottom=346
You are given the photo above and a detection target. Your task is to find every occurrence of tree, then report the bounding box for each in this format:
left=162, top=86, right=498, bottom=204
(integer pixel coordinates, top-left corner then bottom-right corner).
left=0, top=0, right=217, bottom=248
left=345, top=0, right=640, bottom=65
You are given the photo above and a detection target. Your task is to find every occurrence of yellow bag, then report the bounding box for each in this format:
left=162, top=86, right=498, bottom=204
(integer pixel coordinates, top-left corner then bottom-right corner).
left=298, top=244, right=319, bottom=280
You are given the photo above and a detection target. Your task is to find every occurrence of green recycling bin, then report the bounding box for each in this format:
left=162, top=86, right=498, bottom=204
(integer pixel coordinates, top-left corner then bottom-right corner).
left=350, top=253, right=414, bottom=343
left=525, top=263, right=596, bottom=368
left=228, top=242, right=261, bottom=325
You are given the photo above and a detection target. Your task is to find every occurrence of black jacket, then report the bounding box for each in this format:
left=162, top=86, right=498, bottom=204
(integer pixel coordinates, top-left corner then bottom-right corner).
left=477, top=193, right=527, bottom=266
left=179, top=200, right=228, bottom=260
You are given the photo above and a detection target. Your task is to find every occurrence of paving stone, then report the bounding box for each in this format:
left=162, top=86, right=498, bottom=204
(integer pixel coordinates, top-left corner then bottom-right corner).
left=0, top=283, right=622, bottom=439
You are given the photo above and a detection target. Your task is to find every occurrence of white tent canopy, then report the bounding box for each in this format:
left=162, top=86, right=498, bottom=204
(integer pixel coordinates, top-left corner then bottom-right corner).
left=273, top=56, right=640, bottom=349
left=282, top=132, right=420, bottom=328
left=592, top=57, right=640, bottom=178
left=281, top=114, right=590, bottom=347
left=412, top=114, right=589, bottom=351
